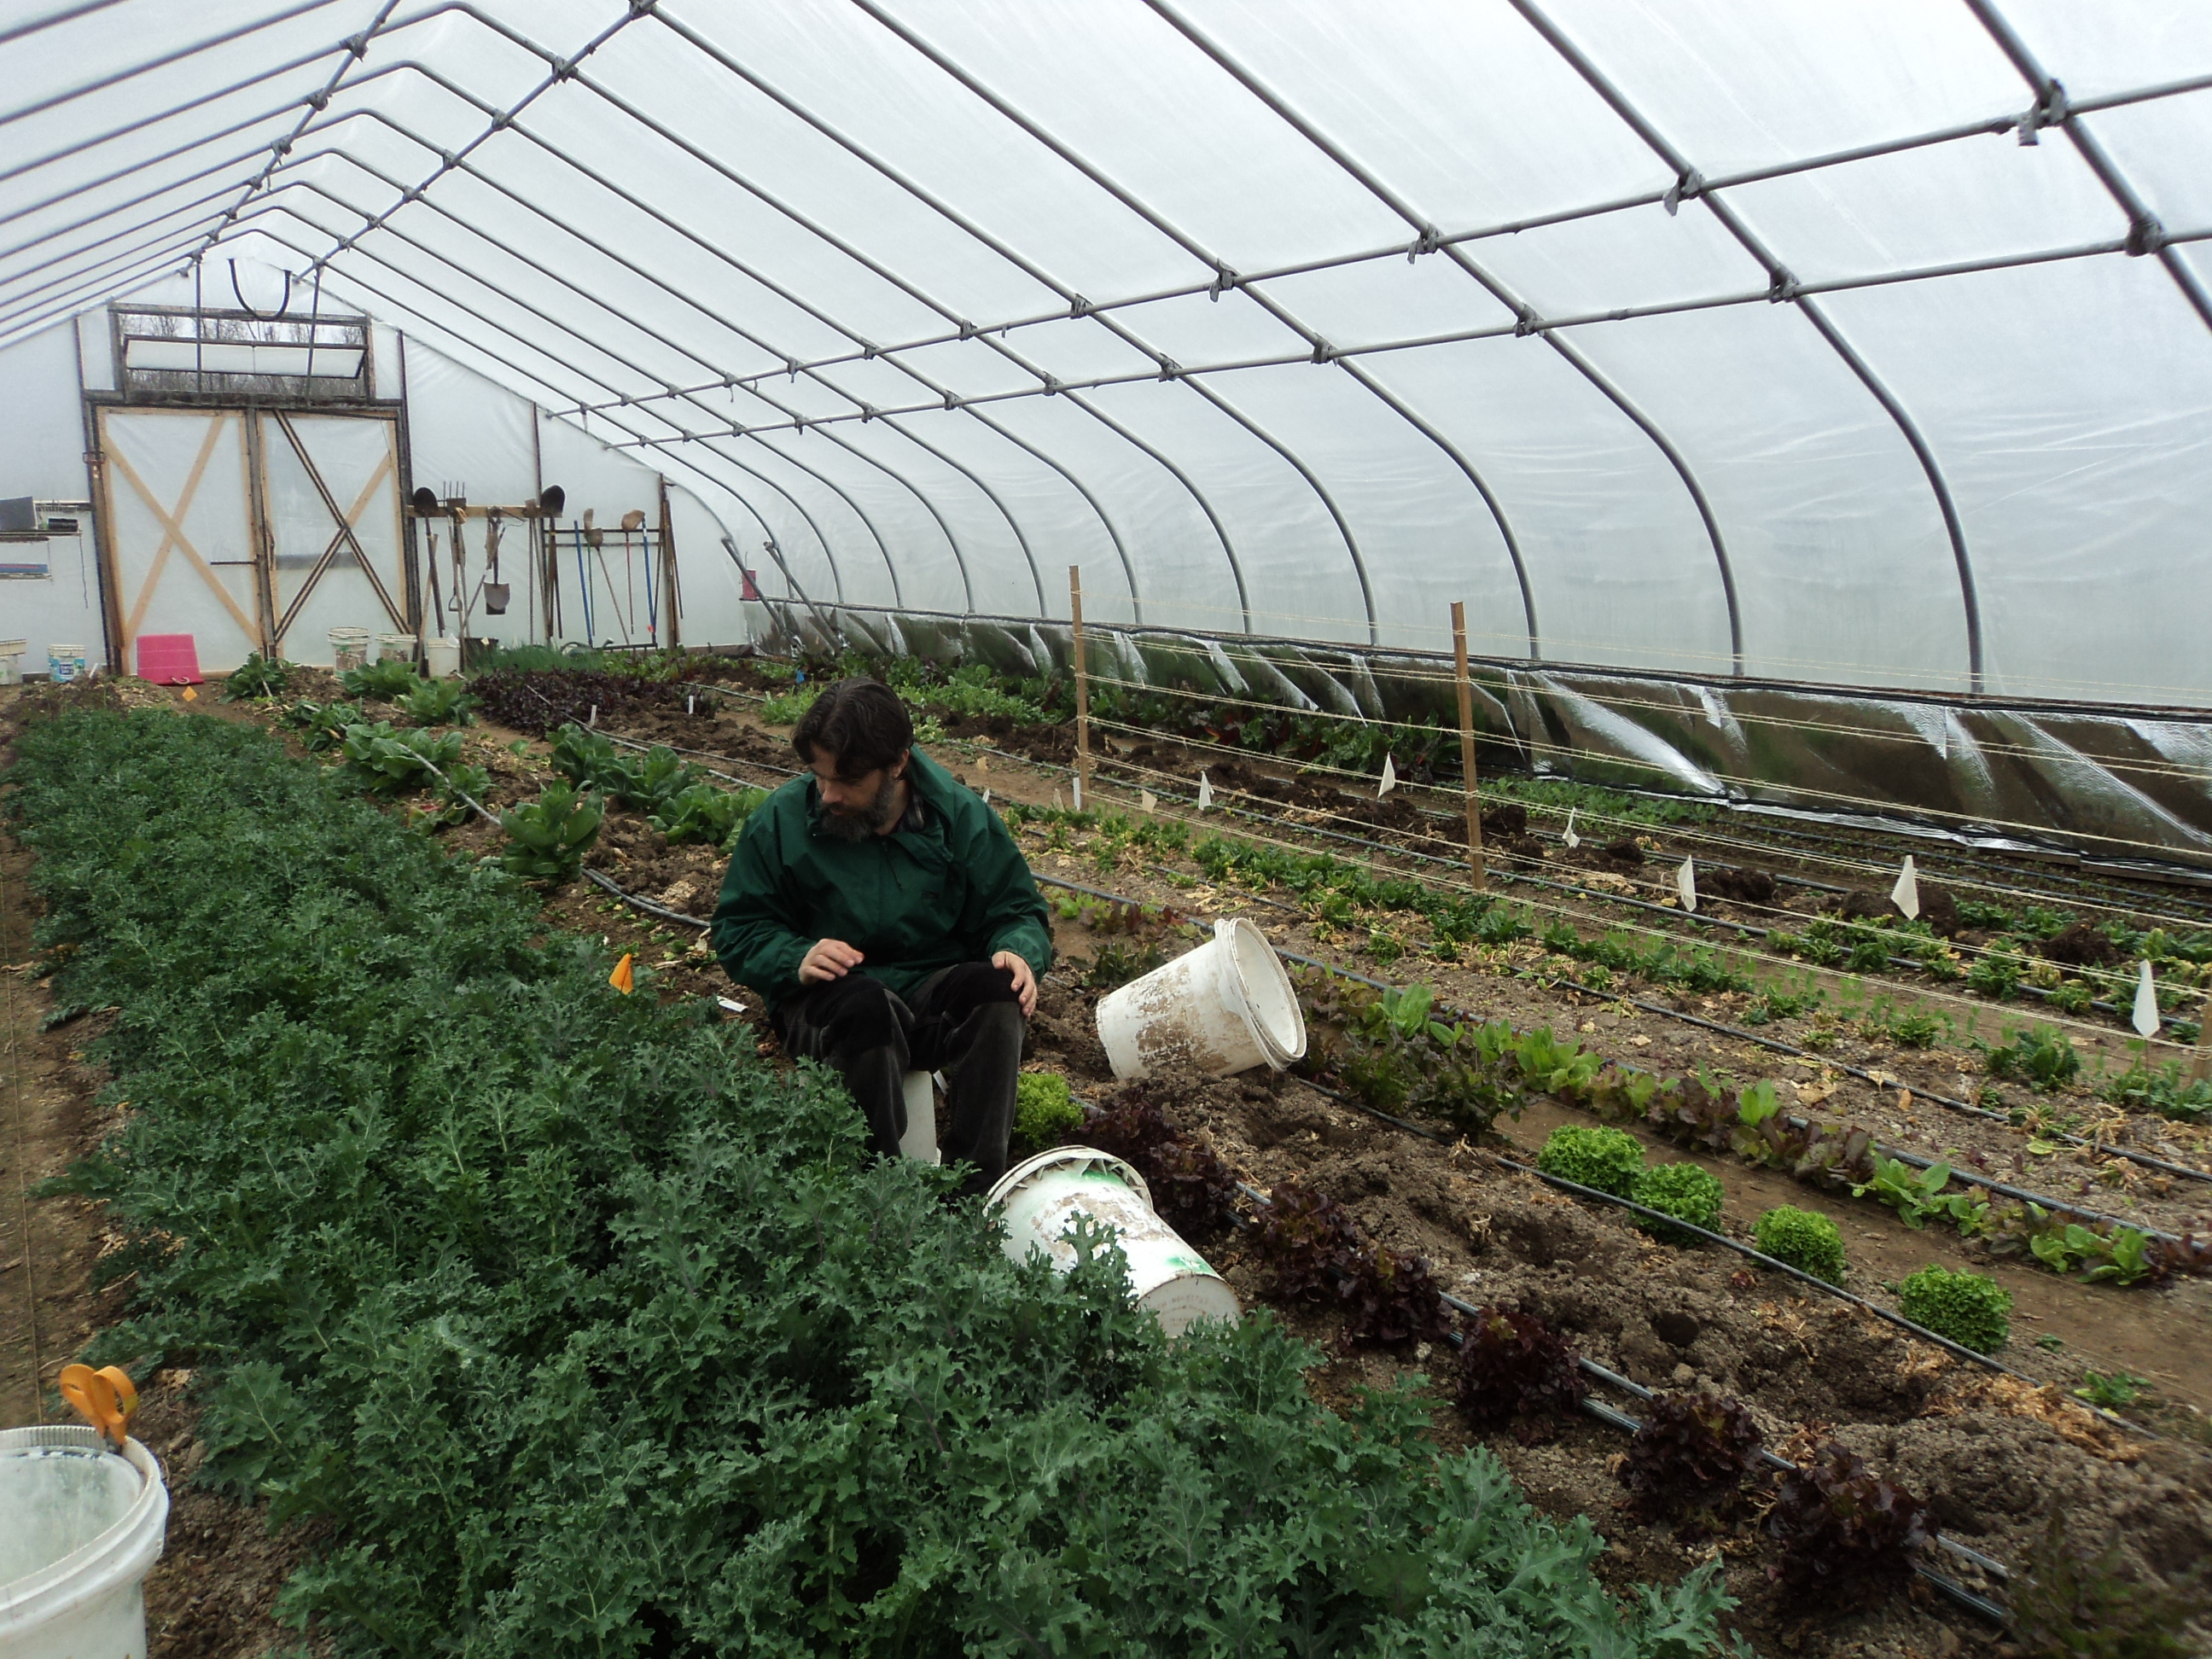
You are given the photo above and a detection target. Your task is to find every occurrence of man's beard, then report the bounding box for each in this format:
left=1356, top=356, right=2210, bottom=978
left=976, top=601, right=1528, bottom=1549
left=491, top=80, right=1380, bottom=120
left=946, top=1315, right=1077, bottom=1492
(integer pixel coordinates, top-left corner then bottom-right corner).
left=819, top=771, right=902, bottom=841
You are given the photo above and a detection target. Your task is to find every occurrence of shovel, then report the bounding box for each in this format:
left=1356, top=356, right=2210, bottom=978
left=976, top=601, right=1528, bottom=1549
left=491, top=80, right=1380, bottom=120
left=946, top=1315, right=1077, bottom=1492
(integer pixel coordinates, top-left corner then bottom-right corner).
left=483, top=508, right=509, bottom=614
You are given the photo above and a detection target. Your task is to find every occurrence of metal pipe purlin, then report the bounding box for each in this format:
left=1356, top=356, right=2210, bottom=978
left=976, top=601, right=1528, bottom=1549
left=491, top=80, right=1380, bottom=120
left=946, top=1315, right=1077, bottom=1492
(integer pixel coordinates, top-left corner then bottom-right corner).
left=300, top=48, right=1152, bottom=626
left=271, top=188, right=920, bottom=610
left=1138, top=0, right=1743, bottom=671
left=1499, top=0, right=1983, bottom=690
left=1963, top=0, right=2212, bottom=338
left=640, top=3, right=1342, bottom=637
left=240, top=212, right=859, bottom=609
left=0, top=0, right=353, bottom=132
left=849, top=0, right=1502, bottom=649
left=271, top=143, right=976, bottom=614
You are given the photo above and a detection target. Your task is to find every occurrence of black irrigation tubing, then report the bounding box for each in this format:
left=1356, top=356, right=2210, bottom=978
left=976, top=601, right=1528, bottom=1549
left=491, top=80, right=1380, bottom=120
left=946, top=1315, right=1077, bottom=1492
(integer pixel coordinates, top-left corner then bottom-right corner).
left=698, top=661, right=2212, bottom=930
left=581, top=868, right=710, bottom=931
left=1560, top=1353, right=2012, bottom=1584
left=1004, top=754, right=2212, bottom=1179
left=1052, top=749, right=2185, bottom=1033
left=1275, top=1068, right=2164, bottom=1444
left=1208, top=1177, right=2012, bottom=1621
left=1027, top=863, right=2209, bottom=1217
left=560, top=702, right=2212, bottom=1185
left=555, top=696, right=2206, bottom=1173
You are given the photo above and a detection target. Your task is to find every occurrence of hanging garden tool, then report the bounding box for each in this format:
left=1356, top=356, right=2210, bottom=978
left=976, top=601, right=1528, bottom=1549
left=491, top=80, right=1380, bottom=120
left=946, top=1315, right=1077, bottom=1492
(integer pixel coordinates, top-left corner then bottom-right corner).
left=482, top=509, right=509, bottom=614
left=621, top=509, right=646, bottom=646
left=536, top=486, right=566, bottom=642
left=445, top=489, right=469, bottom=632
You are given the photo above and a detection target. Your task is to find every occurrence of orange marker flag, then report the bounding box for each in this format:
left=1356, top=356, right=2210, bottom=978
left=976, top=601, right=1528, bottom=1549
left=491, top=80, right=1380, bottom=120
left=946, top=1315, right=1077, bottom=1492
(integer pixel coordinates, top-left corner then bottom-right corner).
left=609, top=952, right=636, bottom=994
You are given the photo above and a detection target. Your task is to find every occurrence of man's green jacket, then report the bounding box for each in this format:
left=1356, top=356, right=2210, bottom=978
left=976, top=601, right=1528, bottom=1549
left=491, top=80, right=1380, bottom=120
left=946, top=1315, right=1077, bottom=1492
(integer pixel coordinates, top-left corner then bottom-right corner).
left=711, top=748, right=1054, bottom=1012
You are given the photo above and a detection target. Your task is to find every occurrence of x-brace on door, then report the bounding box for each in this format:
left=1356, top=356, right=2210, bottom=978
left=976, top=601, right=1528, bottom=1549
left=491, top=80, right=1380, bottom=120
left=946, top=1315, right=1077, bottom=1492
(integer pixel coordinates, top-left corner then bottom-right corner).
left=93, top=405, right=410, bottom=674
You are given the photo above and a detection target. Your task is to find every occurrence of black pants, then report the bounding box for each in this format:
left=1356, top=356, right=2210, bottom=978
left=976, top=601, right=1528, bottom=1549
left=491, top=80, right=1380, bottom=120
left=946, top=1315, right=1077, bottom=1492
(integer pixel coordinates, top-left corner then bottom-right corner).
left=774, top=963, right=1026, bottom=1193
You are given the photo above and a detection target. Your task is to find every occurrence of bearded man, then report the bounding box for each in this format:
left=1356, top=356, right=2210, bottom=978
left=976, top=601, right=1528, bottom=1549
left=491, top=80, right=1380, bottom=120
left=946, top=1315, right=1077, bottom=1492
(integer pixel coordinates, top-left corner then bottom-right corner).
left=711, top=676, right=1053, bottom=1191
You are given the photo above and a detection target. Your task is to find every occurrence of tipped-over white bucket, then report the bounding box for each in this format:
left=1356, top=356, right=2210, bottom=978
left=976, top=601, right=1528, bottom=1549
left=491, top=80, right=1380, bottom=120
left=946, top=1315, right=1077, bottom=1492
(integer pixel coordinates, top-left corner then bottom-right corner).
left=0, top=1426, right=168, bottom=1659
left=988, top=1145, right=1239, bottom=1336
left=1096, top=917, right=1305, bottom=1080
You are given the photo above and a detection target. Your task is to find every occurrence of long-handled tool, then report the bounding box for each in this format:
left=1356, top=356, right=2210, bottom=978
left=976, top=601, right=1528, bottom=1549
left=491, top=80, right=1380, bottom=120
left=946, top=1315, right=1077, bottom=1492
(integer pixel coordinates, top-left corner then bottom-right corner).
left=482, top=509, right=509, bottom=615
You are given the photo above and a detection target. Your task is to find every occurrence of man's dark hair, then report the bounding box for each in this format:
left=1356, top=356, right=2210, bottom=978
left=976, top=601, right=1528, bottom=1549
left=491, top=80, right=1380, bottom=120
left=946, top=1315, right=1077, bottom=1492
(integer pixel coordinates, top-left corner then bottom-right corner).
left=791, top=678, right=913, bottom=778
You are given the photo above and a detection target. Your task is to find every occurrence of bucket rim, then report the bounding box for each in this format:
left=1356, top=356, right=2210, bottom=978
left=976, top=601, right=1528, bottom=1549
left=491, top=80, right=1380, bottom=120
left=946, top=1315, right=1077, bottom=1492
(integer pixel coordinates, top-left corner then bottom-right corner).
left=0, top=1429, right=166, bottom=1627
left=987, top=1143, right=1153, bottom=1212
left=1212, top=917, right=1307, bottom=1065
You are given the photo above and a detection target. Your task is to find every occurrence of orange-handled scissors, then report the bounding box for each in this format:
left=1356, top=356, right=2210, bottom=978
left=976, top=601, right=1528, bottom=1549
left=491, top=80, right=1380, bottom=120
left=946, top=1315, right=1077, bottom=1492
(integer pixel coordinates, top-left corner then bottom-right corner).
left=58, top=1363, right=138, bottom=1448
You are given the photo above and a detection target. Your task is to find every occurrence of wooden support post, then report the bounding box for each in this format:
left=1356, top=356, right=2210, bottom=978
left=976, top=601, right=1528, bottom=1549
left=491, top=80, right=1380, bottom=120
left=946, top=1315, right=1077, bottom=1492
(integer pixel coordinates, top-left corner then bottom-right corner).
left=1452, top=601, right=1486, bottom=887
left=2190, top=985, right=2212, bottom=1084
left=1070, top=565, right=1091, bottom=810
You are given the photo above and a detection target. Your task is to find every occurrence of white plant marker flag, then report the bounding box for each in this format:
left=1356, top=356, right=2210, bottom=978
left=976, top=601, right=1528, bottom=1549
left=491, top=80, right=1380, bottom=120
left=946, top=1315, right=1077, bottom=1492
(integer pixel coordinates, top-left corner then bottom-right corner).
left=1052, top=788, right=1064, bottom=811
left=1563, top=807, right=1580, bottom=849
left=687, top=695, right=695, bottom=715
left=1377, top=754, right=1396, bottom=797
left=981, top=788, right=991, bottom=805
left=1196, top=771, right=1214, bottom=812
left=1676, top=857, right=1698, bottom=913
left=2133, top=960, right=2161, bottom=1038
left=1891, top=855, right=1921, bottom=921
left=1140, top=789, right=1157, bottom=814
left=1071, top=776, right=1083, bottom=811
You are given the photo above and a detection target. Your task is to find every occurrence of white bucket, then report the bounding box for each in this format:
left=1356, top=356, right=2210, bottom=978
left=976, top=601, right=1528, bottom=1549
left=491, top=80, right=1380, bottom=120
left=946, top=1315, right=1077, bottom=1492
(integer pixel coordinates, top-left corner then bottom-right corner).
left=899, top=1070, right=940, bottom=1164
left=0, top=1426, right=168, bottom=1659
left=1096, top=917, right=1305, bottom=1080
left=46, top=644, right=87, bottom=684
left=423, top=637, right=461, bottom=678
left=987, top=1145, right=1239, bottom=1336
left=0, top=640, right=25, bottom=685
left=328, top=627, right=371, bottom=672
left=375, top=632, right=418, bottom=664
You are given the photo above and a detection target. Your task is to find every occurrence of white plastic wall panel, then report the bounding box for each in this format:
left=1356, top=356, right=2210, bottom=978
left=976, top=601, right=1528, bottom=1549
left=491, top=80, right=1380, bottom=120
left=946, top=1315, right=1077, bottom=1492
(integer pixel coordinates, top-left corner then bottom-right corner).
left=1822, top=255, right=2212, bottom=706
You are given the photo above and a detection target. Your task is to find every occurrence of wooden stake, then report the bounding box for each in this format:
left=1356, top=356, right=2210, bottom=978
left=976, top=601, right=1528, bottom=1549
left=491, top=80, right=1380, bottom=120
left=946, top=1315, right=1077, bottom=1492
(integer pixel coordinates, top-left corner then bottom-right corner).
left=1452, top=601, right=1486, bottom=887
left=2190, top=985, right=2212, bottom=1084
left=1070, top=565, right=1091, bottom=807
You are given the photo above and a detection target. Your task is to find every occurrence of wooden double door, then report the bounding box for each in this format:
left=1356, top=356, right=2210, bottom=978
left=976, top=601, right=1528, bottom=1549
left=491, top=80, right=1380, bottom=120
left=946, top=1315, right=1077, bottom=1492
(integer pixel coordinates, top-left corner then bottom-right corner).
left=93, top=404, right=409, bottom=673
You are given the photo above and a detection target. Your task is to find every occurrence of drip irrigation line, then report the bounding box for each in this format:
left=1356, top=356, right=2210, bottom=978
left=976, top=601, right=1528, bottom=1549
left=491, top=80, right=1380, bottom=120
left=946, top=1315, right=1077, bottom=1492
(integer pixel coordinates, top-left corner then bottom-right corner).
left=581, top=868, right=708, bottom=931
left=1065, top=750, right=2193, bottom=1057
left=1280, top=1068, right=2163, bottom=1442
left=1084, top=720, right=2212, bottom=969
left=579, top=706, right=2209, bottom=1179
left=1552, top=1387, right=2012, bottom=1623
left=1208, top=1181, right=2011, bottom=1618
left=623, top=699, right=2212, bottom=1167
left=579, top=706, right=2212, bottom=1187
left=1035, top=863, right=2205, bottom=1220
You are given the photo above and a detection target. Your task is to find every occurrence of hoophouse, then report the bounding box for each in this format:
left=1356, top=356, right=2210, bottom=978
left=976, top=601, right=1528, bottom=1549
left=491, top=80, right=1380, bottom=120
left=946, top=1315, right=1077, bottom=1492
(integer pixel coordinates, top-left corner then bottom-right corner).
left=3, top=0, right=2210, bottom=853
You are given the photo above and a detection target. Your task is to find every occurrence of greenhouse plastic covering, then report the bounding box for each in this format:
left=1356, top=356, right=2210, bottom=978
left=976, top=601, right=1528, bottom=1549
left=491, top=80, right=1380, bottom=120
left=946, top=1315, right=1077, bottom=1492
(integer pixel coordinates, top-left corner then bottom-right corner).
left=7, top=0, right=2212, bottom=713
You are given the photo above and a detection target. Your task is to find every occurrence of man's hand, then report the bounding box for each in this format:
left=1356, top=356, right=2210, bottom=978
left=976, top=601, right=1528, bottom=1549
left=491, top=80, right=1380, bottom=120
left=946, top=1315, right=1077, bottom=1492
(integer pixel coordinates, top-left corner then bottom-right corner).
left=993, top=950, right=1039, bottom=1017
left=800, top=938, right=864, bottom=984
